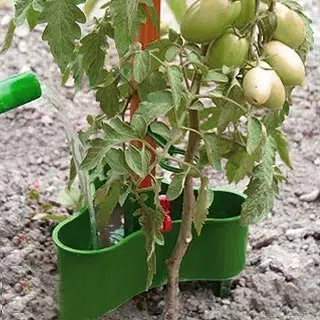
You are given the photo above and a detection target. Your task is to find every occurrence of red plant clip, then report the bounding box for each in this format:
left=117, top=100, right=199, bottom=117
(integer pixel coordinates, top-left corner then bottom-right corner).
left=159, top=195, right=172, bottom=232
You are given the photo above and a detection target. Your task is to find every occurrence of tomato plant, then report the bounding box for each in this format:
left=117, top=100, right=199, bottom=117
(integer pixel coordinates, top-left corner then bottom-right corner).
left=2, top=0, right=314, bottom=319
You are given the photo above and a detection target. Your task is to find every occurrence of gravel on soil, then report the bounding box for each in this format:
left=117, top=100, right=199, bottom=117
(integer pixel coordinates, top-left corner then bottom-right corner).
left=1, top=1, right=320, bottom=319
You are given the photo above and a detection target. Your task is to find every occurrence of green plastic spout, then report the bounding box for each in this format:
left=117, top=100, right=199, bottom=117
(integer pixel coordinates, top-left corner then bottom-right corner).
left=0, top=72, right=42, bottom=114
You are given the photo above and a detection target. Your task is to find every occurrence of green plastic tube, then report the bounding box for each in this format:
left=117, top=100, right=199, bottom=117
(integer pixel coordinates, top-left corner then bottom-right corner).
left=0, top=72, right=42, bottom=114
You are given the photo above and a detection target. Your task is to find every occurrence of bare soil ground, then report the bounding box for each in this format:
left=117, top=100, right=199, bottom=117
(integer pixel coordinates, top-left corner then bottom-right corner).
left=1, top=2, right=320, bottom=319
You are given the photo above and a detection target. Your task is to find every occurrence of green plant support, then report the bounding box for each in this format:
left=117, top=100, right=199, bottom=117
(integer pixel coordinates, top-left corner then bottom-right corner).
left=53, top=185, right=248, bottom=320
left=0, top=72, right=42, bottom=114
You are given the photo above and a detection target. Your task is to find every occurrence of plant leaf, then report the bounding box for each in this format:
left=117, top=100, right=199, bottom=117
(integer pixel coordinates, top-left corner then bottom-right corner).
left=125, top=145, right=150, bottom=178
left=272, top=129, right=293, bottom=169
left=104, top=148, right=128, bottom=173
left=96, top=82, right=120, bottom=118
left=40, top=0, right=86, bottom=72
left=247, top=117, right=263, bottom=155
left=1, top=19, right=16, bottom=54
left=194, top=176, right=210, bottom=236
left=109, top=0, right=139, bottom=56
left=133, top=51, right=151, bottom=83
left=241, top=136, right=277, bottom=225
left=14, top=0, right=32, bottom=25
left=203, top=133, right=221, bottom=170
left=80, top=22, right=109, bottom=86
left=166, top=173, right=186, bottom=201
left=167, top=65, right=184, bottom=109
left=138, top=71, right=167, bottom=101
left=134, top=206, right=164, bottom=289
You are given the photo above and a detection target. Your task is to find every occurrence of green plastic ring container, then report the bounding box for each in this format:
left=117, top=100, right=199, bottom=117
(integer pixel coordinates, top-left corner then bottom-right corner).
left=0, top=72, right=42, bottom=114
left=53, top=184, right=248, bottom=320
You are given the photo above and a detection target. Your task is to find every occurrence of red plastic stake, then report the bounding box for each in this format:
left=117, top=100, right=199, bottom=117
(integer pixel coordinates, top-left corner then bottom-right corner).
left=130, top=0, right=161, bottom=189
left=159, top=195, right=172, bottom=232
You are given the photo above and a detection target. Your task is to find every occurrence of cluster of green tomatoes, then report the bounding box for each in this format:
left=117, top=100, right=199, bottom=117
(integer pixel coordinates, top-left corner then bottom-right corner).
left=180, top=0, right=307, bottom=110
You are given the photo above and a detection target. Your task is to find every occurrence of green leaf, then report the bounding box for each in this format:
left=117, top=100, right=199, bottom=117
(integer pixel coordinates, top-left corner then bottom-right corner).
left=204, top=71, right=229, bottom=83
left=96, top=180, right=122, bottom=230
left=134, top=206, right=164, bottom=289
left=166, top=0, right=187, bottom=23
left=57, top=186, right=83, bottom=211
left=80, top=22, right=109, bottom=86
left=14, top=0, right=32, bottom=25
left=241, top=136, right=277, bottom=225
left=110, top=0, right=139, bottom=56
left=272, top=129, right=293, bottom=169
left=150, top=122, right=171, bottom=141
left=138, top=71, right=167, bottom=101
left=247, top=117, right=263, bottom=155
left=81, top=119, right=139, bottom=170
left=165, top=45, right=181, bottom=62
left=104, top=148, right=128, bottom=173
left=40, top=0, right=86, bottom=72
left=131, top=91, right=173, bottom=127
left=200, top=107, right=221, bottom=131
left=133, top=51, right=151, bottom=83
left=203, top=133, right=221, bottom=170
left=1, top=19, right=16, bottom=54
left=226, top=147, right=261, bottom=184
left=258, top=11, right=277, bottom=43
left=167, top=65, right=184, bottom=109
left=67, top=157, right=77, bottom=189
left=263, top=109, right=286, bottom=132
left=32, top=213, right=68, bottom=223
left=96, top=82, right=120, bottom=118
left=166, top=173, right=186, bottom=201
left=194, top=176, right=210, bottom=236
left=125, top=145, right=150, bottom=178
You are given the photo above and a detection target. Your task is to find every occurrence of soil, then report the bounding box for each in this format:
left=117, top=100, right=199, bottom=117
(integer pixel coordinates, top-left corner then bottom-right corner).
left=1, top=2, right=320, bottom=320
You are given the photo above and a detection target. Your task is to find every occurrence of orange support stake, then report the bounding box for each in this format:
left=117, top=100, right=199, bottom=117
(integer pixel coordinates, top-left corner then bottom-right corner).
left=130, top=0, right=161, bottom=189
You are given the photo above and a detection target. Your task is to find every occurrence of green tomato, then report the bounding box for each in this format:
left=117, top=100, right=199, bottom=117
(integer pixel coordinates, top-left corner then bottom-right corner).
left=264, top=40, right=305, bottom=86
left=235, top=0, right=256, bottom=28
left=181, top=0, right=241, bottom=44
left=205, top=31, right=250, bottom=69
left=243, top=64, right=272, bottom=105
left=259, top=62, right=286, bottom=110
left=273, top=3, right=306, bottom=49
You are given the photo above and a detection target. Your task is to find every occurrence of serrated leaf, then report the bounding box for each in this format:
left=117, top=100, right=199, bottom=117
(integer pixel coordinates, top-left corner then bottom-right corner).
left=240, top=136, right=277, bottom=225
left=125, top=145, right=150, bottom=178
left=200, top=107, right=221, bottom=131
left=194, top=176, right=210, bottom=236
left=167, top=65, right=184, bottom=109
left=272, top=129, right=293, bottom=169
left=40, top=0, right=86, bottom=72
left=263, top=109, right=286, bottom=132
left=203, top=133, right=221, bottom=170
left=80, top=23, right=109, bottom=86
left=131, top=91, right=173, bottom=127
left=96, top=82, right=120, bottom=118
left=247, top=117, right=263, bottom=155
left=138, top=71, right=167, bottom=101
left=110, top=0, right=139, bottom=56
left=134, top=206, right=164, bottom=289
left=81, top=119, right=139, bottom=170
left=1, top=19, right=16, bottom=54
left=258, top=11, right=277, bottom=43
left=166, top=173, right=186, bottom=201
left=133, top=51, right=151, bottom=83
left=27, top=5, right=41, bottom=30
left=104, top=148, right=128, bottom=173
